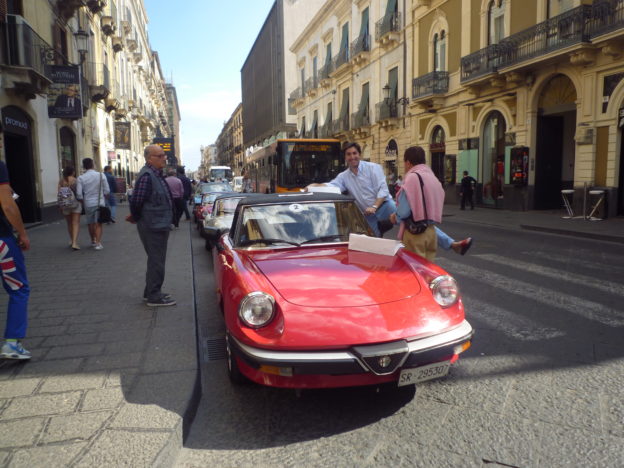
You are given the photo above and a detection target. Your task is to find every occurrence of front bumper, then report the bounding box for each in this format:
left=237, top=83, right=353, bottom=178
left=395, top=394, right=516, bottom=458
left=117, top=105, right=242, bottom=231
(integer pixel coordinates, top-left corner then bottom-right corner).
left=228, top=320, right=474, bottom=386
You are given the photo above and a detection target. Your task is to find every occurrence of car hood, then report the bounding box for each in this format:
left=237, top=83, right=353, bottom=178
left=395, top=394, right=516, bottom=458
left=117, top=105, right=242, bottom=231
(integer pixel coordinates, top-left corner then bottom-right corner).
left=248, top=247, right=421, bottom=307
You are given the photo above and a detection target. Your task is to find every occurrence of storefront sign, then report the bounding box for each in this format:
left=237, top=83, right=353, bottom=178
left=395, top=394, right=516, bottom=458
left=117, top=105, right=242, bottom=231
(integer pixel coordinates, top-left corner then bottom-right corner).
left=385, top=139, right=398, bottom=159
left=47, top=65, right=83, bottom=120
left=114, top=122, right=131, bottom=149
left=2, top=107, right=30, bottom=136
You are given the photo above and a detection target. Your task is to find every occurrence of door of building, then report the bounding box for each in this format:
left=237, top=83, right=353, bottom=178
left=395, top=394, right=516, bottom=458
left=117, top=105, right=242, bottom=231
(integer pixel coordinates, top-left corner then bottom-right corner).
left=535, top=115, right=564, bottom=209
left=2, top=106, right=38, bottom=223
left=618, top=121, right=624, bottom=215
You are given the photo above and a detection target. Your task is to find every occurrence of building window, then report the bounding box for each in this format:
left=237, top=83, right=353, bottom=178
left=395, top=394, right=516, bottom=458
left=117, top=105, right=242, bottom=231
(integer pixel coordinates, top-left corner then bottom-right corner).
left=433, top=30, right=446, bottom=72
left=59, top=127, right=76, bottom=171
left=547, top=0, right=578, bottom=18
left=488, top=0, right=505, bottom=45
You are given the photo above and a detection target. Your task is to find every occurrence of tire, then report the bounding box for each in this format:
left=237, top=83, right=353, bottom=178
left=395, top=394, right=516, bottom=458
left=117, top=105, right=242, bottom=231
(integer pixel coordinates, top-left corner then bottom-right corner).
left=226, top=339, right=249, bottom=385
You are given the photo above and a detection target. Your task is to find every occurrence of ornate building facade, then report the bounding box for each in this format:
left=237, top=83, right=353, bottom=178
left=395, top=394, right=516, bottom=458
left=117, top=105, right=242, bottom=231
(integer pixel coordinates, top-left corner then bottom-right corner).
left=0, top=0, right=179, bottom=223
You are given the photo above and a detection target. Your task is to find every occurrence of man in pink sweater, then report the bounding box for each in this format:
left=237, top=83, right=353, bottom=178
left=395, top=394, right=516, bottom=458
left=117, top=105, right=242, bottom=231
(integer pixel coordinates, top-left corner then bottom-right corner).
left=390, top=146, right=445, bottom=261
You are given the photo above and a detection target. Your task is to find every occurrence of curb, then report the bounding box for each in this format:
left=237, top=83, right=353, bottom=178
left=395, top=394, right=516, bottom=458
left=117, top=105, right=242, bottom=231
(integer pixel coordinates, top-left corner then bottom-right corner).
left=520, top=224, right=624, bottom=244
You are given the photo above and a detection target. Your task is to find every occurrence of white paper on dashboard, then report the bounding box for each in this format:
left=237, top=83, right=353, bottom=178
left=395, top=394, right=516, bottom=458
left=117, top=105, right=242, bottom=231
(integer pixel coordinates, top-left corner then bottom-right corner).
left=306, top=185, right=342, bottom=194
left=348, top=233, right=403, bottom=256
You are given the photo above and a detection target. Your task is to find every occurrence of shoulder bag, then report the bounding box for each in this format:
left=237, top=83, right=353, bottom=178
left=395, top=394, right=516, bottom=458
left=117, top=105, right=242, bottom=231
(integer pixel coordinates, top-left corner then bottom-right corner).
left=404, top=173, right=430, bottom=235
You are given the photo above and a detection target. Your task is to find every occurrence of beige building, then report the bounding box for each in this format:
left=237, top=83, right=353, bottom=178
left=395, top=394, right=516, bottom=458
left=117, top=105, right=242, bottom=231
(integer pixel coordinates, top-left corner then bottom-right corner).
left=0, top=0, right=176, bottom=223
left=290, top=0, right=624, bottom=216
left=215, top=103, right=243, bottom=173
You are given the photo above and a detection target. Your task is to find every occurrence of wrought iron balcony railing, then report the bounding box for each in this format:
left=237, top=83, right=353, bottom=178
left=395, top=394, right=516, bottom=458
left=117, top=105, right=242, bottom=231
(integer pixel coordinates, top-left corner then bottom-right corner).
left=305, top=76, right=318, bottom=92
left=87, top=62, right=110, bottom=101
left=412, top=71, right=449, bottom=99
left=589, top=0, right=624, bottom=38
left=350, top=34, right=370, bottom=57
left=375, top=11, right=401, bottom=41
left=0, top=20, right=68, bottom=81
left=332, top=115, right=350, bottom=133
left=375, top=100, right=401, bottom=120
left=319, top=61, right=333, bottom=81
left=289, top=87, right=304, bottom=102
left=333, top=47, right=349, bottom=70
left=351, top=110, right=371, bottom=129
left=461, top=4, right=603, bottom=82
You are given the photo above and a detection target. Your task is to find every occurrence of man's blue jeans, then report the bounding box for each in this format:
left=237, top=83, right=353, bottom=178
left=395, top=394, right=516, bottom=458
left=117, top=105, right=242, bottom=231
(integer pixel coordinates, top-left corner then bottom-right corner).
left=1, top=236, right=29, bottom=339
left=435, top=227, right=455, bottom=250
left=365, top=199, right=397, bottom=237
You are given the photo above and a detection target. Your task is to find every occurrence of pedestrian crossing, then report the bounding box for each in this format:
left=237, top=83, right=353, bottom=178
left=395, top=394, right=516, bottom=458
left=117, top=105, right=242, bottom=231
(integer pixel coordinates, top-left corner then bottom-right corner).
left=437, top=253, right=624, bottom=339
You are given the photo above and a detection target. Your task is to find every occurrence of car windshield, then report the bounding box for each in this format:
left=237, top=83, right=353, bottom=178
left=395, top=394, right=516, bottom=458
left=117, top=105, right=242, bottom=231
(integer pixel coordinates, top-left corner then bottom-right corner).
left=202, top=193, right=218, bottom=205
left=236, top=200, right=371, bottom=247
left=215, top=198, right=242, bottom=217
left=200, top=182, right=232, bottom=193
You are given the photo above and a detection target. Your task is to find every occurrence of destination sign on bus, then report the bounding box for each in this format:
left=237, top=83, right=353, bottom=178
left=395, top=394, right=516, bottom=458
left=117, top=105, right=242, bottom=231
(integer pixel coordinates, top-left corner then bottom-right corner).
left=290, top=143, right=332, bottom=152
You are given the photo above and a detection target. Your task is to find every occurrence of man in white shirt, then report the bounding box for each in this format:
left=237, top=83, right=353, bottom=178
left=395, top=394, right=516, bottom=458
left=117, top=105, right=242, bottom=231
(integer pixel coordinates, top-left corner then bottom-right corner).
left=76, top=158, right=109, bottom=250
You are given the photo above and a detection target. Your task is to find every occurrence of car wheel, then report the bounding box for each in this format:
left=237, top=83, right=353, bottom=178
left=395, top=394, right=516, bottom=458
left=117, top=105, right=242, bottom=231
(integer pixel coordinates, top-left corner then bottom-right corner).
left=226, top=339, right=249, bottom=385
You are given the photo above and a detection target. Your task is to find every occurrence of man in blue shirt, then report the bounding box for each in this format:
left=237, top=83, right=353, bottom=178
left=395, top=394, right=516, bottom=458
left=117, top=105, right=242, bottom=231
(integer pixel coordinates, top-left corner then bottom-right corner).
left=311, top=142, right=396, bottom=237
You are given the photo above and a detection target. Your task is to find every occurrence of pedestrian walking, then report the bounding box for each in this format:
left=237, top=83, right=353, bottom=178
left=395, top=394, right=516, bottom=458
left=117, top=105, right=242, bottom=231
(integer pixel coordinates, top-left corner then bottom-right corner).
left=176, top=166, right=192, bottom=220
left=126, top=145, right=176, bottom=307
left=76, top=158, right=109, bottom=250
left=103, top=165, right=118, bottom=222
left=0, top=125, right=32, bottom=359
left=57, top=165, right=82, bottom=250
left=309, top=141, right=396, bottom=237
left=241, top=168, right=253, bottom=193
left=390, top=146, right=445, bottom=262
left=165, top=168, right=185, bottom=228
left=460, top=170, right=477, bottom=210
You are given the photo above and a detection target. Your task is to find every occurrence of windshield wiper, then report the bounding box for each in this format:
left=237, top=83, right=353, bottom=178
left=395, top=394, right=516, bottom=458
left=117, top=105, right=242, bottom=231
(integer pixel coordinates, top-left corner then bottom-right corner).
left=300, top=234, right=347, bottom=245
left=239, top=238, right=301, bottom=247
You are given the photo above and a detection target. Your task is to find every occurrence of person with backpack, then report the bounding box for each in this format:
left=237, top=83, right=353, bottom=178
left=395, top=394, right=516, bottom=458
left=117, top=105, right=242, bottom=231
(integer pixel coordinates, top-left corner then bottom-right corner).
left=58, top=165, right=82, bottom=250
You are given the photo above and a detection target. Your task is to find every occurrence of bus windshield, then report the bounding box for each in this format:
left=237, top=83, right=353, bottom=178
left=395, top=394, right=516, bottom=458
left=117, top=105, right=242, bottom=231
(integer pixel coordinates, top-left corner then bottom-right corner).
left=209, top=167, right=232, bottom=182
left=278, top=141, right=342, bottom=188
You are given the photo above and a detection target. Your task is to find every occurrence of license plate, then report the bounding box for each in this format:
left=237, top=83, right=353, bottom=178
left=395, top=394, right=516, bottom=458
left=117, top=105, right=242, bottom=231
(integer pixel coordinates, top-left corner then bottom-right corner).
left=397, top=361, right=451, bottom=387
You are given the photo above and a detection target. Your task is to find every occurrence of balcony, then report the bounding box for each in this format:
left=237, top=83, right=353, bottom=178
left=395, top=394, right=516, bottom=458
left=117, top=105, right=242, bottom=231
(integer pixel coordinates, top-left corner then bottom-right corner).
left=331, top=48, right=351, bottom=76
left=332, top=115, right=350, bottom=134
left=461, top=4, right=601, bottom=83
left=589, top=0, right=624, bottom=39
left=104, top=97, right=119, bottom=113
left=111, top=35, right=123, bottom=53
left=87, top=62, right=110, bottom=102
left=412, top=71, right=449, bottom=109
left=305, top=76, right=318, bottom=97
left=375, top=12, right=401, bottom=48
left=126, top=38, right=138, bottom=52
left=101, top=16, right=116, bottom=36
left=351, top=110, right=371, bottom=137
left=350, top=34, right=370, bottom=66
left=86, top=0, right=107, bottom=14
left=0, top=19, right=67, bottom=98
left=318, top=62, right=333, bottom=87
left=375, top=100, right=402, bottom=130
left=289, top=88, right=305, bottom=107
left=57, top=0, right=85, bottom=20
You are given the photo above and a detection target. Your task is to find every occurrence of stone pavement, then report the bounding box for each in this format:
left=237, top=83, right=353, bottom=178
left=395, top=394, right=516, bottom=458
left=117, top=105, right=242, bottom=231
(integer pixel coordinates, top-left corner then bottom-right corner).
left=0, top=199, right=622, bottom=467
left=0, top=204, right=199, bottom=467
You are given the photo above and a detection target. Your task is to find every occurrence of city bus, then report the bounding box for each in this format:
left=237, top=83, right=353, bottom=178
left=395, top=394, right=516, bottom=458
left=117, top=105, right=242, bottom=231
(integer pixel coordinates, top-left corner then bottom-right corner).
left=208, top=165, right=233, bottom=182
left=245, top=139, right=343, bottom=193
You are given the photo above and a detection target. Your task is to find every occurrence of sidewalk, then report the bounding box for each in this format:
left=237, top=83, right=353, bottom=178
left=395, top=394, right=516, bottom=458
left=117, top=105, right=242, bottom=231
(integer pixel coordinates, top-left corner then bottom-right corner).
left=0, top=204, right=199, bottom=467
left=441, top=203, right=624, bottom=244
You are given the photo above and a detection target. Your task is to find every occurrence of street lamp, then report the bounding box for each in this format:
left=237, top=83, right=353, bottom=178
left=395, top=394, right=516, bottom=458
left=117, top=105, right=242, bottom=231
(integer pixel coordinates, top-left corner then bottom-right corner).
left=74, top=28, right=89, bottom=64
left=382, top=83, right=409, bottom=106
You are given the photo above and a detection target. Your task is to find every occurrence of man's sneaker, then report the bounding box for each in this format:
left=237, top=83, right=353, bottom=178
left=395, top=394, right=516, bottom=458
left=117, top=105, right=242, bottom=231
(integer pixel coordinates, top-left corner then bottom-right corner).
left=143, top=293, right=172, bottom=301
left=94, top=243, right=103, bottom=250
left=1, top=341, right=32, bottom=360
left=146, top=297, right=176, bottom=307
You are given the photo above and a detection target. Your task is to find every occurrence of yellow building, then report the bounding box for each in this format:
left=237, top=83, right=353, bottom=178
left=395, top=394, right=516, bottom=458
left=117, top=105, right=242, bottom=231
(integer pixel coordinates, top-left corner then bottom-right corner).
left=290, top=0, right=624, bottom=216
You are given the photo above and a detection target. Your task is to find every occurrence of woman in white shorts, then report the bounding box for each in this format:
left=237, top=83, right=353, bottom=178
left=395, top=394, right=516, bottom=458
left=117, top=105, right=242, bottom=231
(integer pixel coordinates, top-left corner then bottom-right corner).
left=58, top=166, right=82, bottom=250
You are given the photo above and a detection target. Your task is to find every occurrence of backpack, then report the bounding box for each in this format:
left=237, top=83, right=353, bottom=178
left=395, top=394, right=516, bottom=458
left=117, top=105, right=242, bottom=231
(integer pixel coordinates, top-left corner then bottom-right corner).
left=57, top=186, right=76, bottom=208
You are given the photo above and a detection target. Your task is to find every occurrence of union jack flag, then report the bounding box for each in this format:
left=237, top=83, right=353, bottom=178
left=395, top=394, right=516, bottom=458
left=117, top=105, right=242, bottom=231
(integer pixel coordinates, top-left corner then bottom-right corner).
left=0, top=240, right=24, bottom=291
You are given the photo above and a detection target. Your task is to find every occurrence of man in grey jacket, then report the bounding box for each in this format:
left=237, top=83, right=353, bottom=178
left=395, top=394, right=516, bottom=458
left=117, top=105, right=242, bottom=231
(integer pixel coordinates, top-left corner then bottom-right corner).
left=126, top=145, right=175, bottom=307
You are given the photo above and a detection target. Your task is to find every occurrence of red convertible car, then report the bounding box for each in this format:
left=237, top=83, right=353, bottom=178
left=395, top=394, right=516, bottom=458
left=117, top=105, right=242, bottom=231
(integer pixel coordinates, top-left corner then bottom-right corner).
left=214, top=192, right=473, bottom=389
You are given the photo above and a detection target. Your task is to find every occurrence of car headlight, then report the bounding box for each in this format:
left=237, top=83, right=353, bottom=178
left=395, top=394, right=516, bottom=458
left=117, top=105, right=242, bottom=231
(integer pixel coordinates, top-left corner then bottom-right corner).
left=430, top=275, right=459, bottom=308
left=238, top=292, right=275, bottom=328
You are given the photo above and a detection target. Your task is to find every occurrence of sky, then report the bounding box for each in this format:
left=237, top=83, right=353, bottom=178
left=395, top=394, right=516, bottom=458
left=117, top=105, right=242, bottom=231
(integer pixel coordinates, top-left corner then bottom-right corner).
left=144, top=0, right=276, bottom=172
